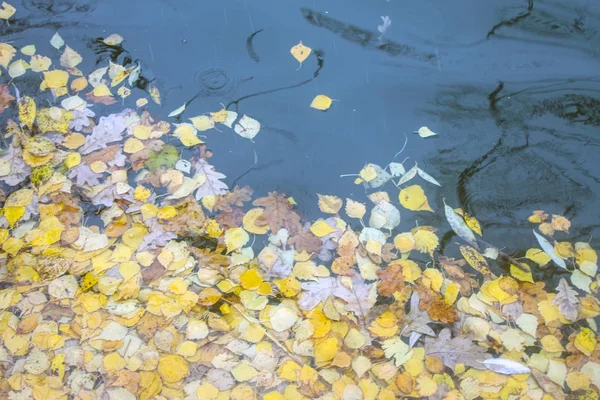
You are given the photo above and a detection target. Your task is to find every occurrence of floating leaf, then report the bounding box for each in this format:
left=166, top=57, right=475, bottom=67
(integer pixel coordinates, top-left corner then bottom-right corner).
left=399, top=185, right=433, bottom=212
left=417, top=167, right=441, bottom=186
left=317, top=194, right=342, bottom=214
left=290, top=41, right=312, bottom=63
left=414, top=126, right=438, bottom=138
left=50, top=32, right=64, bottom=49
left=533, top=230, right=567, bottom=270
left=553, top=278, right=579, bottom=322
left=168, top=103, right=186, bottom=117
left=345, top=198, right=366, bottom=220
left=444, top=200, right=478, bottom=248
left=310, top=95, right=332, bottom=111
left=0, top=2, right=16, bottom=20
left=460, top=245, right=491, bottom=276
left=234, top=114, right=260, bottom=140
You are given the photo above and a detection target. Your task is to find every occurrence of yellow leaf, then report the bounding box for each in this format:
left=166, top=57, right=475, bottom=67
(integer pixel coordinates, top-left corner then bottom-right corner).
left=136, top=98, right=148, bottom=108
left=574, top=328, right=597, bottom=356
left=0, top=43, right=16, bottom=68
left=123, top=137, right=145, bottom=153
left=274, top=277, right=301, bottom=297
left=510, top=263, right=534, bottom=283
left=399, top=185, right=433, bottom=212
left=149, top=85, right=161, bottom=104
left=30, top=55, right=51, bottom=72
left=18, top=96, right=36, bottom=129
left=50, top=354, right=65, bottom=379
left=224, top=227, right=249, bottom=253
left=158, top=206, right=177, bottom=219
left=64, top=152, right=81, bottom=169
left=21, top=45, right=35, bottom=56
left=345, top=198, right=366, bottom=219
left=315, top=337, right=338, bottom=363
left=0, top=2, right=16, bottom=20
left=70, top=76, right=87, bottom=92
left=290, top=41, right=312, bottom=63
left=526, top=248, right=551, bottom=266
left=394, top=232, right=415, bottom=253
left=122, top=224, right=148, bottom=250
left=210, top=109, right=228, bottom=123
left=6, top=188, right=34, bottom=207
left=92, top=84, right=112, bottom=97
left=157, top=355, right=188, bottom=383
left=460, top=245, right=491, bottom=275
left=190, top=115, right=215, bottom=131
left=310, top=94, right=332, bottom=111
left=3, top=206, right=25, bottom=227
left=103, top=352, right=126, bottom=372
left=278, top=360, right=301, bottom=381
left=541, top=335, right=565, bottom=353
left=103, top=33, right=124, bottom=46
left=412, top=228, right=439, bottom=255
left=43, top=70, right=69, bottom=88
left=173, top=123, right=203, bottom=147
left=240, top=269, right=263, bottom=290
left=242, top=208, right=268, bottom=235
left=454, top=208, right=482, bottom=236
left=133, top=125, right=152, bottom=140
left=310, top=220, right=336, bottom=237
left=359, top=164, right=377, bottom=182
left=197, top=382, right=219, bottom=400
left=318, top=194, right=342, bottom=214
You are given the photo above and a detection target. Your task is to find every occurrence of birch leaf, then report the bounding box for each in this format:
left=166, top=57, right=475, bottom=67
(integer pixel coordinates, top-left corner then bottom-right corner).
left=310, top=95, right=332, bottom=111
left=443, top=199, right=478, bottom=248
left=533, top=230, right=567, bottom=270
left=414, top=126, right=437, bottom=138
left=234, top=114, right=260, bottom=140
left=388, top=162, right=405, bottom=177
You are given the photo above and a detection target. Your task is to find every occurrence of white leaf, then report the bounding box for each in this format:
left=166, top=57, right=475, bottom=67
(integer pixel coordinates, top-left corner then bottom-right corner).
left=128, top=64, right=141, bottom=86
left=414, top=126, right=438, bottom=138
left=532, top=230, right=567, bottom=270
left=388, top=162, right=405, bottom=177
left=234, top=114, right=261, bottom=140
left=443, top=199, right=478, bottom=248
left=397, top=163, right=418, bottom=186
left=417, top=167, right=441, bottom=186
left=483, top=358, right=531, bottom=375
left=168, top=103, right=186, bottom=117
left=50, top=32, right=64, bottom=50
left=369, top=201, right=400, bottom=230
left=221, top=110, right=238, bottom=128
left=377, top=16, right=392, bottom=35
left=175, top=159, right=191, bottom=174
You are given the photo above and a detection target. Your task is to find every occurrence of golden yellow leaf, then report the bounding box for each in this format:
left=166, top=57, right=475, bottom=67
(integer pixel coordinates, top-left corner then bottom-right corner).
left=394, top=232, right=415, bottom=253
left=70, top=76, right=87, bottom=92
left=318, top=194, right=343, bottom=214
left=240, top=269, right=263, bottom=290
left=3, top=206, right=25, bottom=227
left=510, top=263, right=534, bottom=283
left=50, top=354, right=65, bottom=379
left=541, top=335, right=565, bottom=353
left=0, top=43, right=16, bottom=69
left=122, top=224, right=148, bottom=249
left=399, top=185, right=433, bottom=212
left=315, top=337, right=338, bottom=363
left=157, top=354, right=188, bottom=383
left=210, top=109, right=228, bottom=123
left=310, top=94, right=332, bottom=111
left=574, top=328, right=596, bottom=356
left=242, top=208, right=269, bottom=235
left=310, top=220, right=336, bottom=237
left=460, top=245, right=491, bottom=275
left=290, top=41, right=312, bottom=63
left=412, top=228, right=439, bottom=255
left=526, top=248, right=551, bottom=266
left=43, top=70, right=69, bottom=88
left=92, top=84, right=112, bottom=97
left=173, top=123, right=203, bottom=147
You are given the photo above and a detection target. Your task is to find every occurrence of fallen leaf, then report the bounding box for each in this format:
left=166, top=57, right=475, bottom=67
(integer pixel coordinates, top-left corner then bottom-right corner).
left=414, top=126, right=437, bottom=138
left=399, top=185, right=433, bottom=212
left=234, top=114, right=260, bottom=140
left=425, top=328, right=490, bottom=369
left=310, top=95, right=332, bottom=111
left=290, top=41, right=312, bottom=63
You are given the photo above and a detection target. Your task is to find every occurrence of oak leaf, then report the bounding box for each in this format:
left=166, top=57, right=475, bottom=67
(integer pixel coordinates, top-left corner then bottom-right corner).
left=0, top=83, right=14, bottom=114
left=425, top=328, right=490, bottom=369
left=377, top=263, right=405, bottom=296
left=253, top=191, right=302, bottom=235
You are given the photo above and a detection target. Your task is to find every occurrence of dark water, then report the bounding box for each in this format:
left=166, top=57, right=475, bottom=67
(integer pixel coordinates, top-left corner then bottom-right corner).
left=4, top=0, right=600, bottom=263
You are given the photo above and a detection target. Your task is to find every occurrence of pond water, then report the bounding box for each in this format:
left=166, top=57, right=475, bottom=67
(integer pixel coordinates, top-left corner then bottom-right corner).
left=1, top=0, right=600, bottom=398
left=4, top=0, right=600, bottom=256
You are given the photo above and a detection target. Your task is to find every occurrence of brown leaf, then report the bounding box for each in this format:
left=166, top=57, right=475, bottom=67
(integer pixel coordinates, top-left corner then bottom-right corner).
left=416, top=286, right=457, bottom=323
left=331, top=256, right=355, bottom=275
left=253, top=191, right=302, bottom=234
left=216, top=208, right=244, bottom=230
left=531, top=370, right=565, bottom=400
left=213, top=186, right=253, bottom=213
left=84, top=144, right=121, bottom=164
left=289, top=229, right=322, bottom=254
left=377, top=263, right=405, bottom=296
left=0, top=84, right=15, bottom=114
left=439, top=256, right=479, bottom=296
left=141, top=261, right=167, bottom=284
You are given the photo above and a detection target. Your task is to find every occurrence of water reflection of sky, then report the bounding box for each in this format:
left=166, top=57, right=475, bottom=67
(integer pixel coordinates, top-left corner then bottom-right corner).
left=4, top=0, right=600, bottom=260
